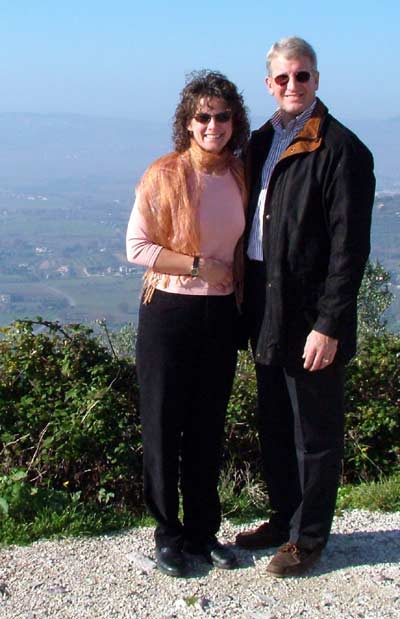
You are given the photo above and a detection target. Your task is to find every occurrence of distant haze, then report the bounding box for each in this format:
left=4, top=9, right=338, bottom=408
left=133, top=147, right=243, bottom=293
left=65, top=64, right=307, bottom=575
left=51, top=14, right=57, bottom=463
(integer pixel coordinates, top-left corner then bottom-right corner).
left=0, top=114, right=171, bottom=193
left=0, top=113, right=399, bottom=194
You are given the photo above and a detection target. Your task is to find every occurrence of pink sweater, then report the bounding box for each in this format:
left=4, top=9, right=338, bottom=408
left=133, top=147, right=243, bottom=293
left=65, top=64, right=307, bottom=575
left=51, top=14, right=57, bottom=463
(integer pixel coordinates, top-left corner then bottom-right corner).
left=126, top=170, right=244, bottom=296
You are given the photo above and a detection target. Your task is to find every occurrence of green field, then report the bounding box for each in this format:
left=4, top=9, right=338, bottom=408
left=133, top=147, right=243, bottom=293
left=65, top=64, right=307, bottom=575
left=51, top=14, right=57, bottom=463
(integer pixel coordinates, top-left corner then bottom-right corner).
left=0, top=274, right=144, bottom=330
left=1, top=189, right=399, bottom=332
left=0, top=190, right=144, bottom=329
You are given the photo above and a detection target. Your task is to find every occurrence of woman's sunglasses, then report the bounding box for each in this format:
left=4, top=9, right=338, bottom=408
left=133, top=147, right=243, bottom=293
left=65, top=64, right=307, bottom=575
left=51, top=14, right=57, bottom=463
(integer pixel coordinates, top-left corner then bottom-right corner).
left=193, top=111, right=232, bottom=124
left=273, top=71, right=312, bottom=86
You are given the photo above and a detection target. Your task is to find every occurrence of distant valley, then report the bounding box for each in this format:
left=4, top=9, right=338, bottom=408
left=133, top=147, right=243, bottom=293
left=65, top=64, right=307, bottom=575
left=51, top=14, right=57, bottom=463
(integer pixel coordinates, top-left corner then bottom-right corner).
left=0, top=113, right=399, bottom=332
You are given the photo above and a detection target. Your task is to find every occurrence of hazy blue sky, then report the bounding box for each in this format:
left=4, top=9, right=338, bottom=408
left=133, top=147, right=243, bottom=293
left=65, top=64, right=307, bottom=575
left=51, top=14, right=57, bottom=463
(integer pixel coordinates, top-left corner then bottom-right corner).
left=2, top=0, right=399, bottom=124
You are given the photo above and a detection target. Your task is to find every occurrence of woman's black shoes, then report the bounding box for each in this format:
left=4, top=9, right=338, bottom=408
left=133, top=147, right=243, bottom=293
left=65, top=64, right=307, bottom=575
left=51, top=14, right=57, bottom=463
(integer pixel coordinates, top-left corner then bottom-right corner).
left=184, top=538, right=238, bottom=570
left=155, top=547, right=187, bottom=577
left=155, top=538, right=238, bottom=577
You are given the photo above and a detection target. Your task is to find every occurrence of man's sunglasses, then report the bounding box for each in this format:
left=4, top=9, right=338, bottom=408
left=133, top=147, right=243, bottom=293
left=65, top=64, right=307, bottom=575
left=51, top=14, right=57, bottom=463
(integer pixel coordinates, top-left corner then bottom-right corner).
left=273, top=71, right=312, bottom=86
left=193, top=111, right=232, bottom=124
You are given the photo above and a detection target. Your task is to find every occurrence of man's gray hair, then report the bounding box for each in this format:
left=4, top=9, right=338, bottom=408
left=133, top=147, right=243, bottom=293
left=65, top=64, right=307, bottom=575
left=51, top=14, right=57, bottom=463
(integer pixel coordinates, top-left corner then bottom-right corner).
left=266, top=36, right=318, bottom=74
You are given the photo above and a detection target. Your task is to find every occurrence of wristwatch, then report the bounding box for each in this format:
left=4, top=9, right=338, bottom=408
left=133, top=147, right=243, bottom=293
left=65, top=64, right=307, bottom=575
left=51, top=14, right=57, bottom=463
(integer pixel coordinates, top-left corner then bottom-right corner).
left=191, top=256, right=200, bottom=278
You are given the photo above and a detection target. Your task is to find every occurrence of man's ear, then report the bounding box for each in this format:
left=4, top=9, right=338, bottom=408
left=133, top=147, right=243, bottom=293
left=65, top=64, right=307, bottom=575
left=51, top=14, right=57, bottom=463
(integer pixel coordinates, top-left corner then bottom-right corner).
left=265, top=75, right=274, bottom=95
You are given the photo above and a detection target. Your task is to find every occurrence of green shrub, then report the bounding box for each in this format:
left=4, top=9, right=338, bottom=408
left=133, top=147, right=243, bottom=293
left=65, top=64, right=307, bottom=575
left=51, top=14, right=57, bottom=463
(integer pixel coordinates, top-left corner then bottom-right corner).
left=219, top=461, right=269, bottom=523
left=344, top=332, right=400, bottom=482
left=0, top=468, right=69, bottom=521
left=337, top=474, right=400, bottom=512
left=1, top=318, right=399, bottom=544
left=223, top=335, right=400, bottom=485
left=0, top=319, right=142, bottom=510
left=225, top=350, right=259, bottom=470
left=357, top=259, right=394, bottom=339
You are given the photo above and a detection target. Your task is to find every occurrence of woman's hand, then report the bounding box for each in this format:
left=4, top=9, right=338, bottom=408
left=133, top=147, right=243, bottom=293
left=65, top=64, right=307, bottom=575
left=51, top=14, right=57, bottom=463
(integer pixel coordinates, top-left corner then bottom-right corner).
left=152, top=250, right=233, bottom=290
left=198, top=258, right=233, bottom=289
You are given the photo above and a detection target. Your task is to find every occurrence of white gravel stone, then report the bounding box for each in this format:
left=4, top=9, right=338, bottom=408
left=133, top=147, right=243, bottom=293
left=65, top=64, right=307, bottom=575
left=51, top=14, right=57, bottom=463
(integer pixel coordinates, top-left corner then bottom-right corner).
left=126, top=550, right=156, bottom=573
left=0, top=510, right=399, bottom=619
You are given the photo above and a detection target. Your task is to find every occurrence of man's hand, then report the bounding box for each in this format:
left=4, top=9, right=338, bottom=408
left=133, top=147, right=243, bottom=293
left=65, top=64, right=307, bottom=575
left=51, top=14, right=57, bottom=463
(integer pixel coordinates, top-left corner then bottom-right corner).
left=302, top=330, right=338, bottom=371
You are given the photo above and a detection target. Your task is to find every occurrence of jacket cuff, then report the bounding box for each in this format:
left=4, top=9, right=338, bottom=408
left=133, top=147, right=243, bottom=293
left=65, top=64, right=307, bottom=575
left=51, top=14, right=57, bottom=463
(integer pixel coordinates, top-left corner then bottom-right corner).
left=312, top=316, right=340, bottom=339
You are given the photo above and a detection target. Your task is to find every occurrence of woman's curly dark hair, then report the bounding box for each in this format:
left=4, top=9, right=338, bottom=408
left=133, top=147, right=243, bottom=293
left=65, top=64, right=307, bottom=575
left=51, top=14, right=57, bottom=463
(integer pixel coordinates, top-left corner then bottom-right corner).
left=173, top=70, right=250, bottom=154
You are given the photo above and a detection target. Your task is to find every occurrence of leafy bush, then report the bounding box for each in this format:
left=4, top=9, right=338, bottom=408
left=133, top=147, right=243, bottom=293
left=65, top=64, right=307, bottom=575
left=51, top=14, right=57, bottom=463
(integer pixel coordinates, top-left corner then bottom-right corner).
left=0, top=319, right=141, bottom=511
left=0, top=469, right=143, bottom=545
left=225, top=350, right=259, bottom=468
left=357, top=259, right=394, bottom=340
left=223, top=333, right=400, bottom=486
left=344, top=332, right=400, bottom=482
left=337, top=474, right=400, bottom=513
left=218, top=462, right=269, bottom=523
left=97, top=319, right=137, bottom=360
left=1, top=315, right=399, bottom=545
left=0, top=468, right=69, bottom=521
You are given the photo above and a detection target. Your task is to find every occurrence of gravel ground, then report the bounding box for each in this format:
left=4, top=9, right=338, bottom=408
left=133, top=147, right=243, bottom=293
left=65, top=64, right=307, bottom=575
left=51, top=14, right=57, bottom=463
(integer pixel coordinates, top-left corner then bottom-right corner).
left=1, top=510, right=399, bottom=619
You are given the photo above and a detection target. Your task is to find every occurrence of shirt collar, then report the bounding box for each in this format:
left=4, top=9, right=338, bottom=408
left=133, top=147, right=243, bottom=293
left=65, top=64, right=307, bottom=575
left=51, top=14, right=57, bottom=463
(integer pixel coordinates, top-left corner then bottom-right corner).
left=271, top=99, right=317, bottom=135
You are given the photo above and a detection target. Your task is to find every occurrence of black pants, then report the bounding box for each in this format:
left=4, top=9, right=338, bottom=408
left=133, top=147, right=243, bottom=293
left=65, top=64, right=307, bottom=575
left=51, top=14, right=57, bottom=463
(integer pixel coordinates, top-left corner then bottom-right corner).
left=136, top=289, right=238, bottom=550
left=246, top=260, right=345, bottom=550
left=255, top=363, right=344, bottom=549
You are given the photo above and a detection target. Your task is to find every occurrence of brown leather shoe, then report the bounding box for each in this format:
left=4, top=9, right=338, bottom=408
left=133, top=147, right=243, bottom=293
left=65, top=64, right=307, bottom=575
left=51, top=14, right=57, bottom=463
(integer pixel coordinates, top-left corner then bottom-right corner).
left=266, top=543, right=322, bottom=577
left=235, top=522, right=289, bottom=549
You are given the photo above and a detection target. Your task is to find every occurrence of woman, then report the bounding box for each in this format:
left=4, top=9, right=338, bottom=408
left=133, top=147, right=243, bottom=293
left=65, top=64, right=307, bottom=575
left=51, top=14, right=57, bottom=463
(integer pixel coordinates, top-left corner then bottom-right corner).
left=126, top=70, right=249, bottom=577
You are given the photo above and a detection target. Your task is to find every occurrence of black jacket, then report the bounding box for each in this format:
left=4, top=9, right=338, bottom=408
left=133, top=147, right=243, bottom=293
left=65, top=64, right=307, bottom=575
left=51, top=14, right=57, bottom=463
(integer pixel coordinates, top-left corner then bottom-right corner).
left=245, top=99, right=376, bottom=368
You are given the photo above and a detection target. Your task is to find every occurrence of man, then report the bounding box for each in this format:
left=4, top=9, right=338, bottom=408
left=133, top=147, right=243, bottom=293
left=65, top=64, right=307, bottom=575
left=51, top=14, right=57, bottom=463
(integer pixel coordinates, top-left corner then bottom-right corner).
left=236, top=36, right=375, bottom=577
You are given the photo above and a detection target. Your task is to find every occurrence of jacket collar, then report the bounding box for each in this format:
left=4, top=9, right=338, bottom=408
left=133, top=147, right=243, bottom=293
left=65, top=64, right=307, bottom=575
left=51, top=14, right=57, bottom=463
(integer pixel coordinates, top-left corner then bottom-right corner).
left=280, top=98, right=327, bottom=160
left=253, top=98, right=328, bottom=160
left=245, top=99, right=329, bottom=202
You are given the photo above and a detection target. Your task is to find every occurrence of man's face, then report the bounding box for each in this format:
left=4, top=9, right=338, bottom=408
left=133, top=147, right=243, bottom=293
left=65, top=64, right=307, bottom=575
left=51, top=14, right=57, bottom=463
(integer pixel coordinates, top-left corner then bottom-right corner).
left=266, top=54, right=319, bottom=126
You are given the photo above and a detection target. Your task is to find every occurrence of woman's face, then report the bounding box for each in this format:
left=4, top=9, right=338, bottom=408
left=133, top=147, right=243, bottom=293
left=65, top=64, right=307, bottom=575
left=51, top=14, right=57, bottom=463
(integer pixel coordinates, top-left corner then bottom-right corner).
left=187, top=96, right=233, bottom=154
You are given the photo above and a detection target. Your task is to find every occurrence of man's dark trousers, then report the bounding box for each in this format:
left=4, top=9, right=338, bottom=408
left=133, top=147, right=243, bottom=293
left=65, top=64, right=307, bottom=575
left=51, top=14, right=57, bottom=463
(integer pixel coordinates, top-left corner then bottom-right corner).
left=246, top=259, right=345, bottom=550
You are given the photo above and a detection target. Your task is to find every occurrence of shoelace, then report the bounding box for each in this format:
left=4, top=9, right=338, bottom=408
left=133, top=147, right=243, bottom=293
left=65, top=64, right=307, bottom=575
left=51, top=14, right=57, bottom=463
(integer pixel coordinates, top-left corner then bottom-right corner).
left=280, top=543, right=300, bottom=556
